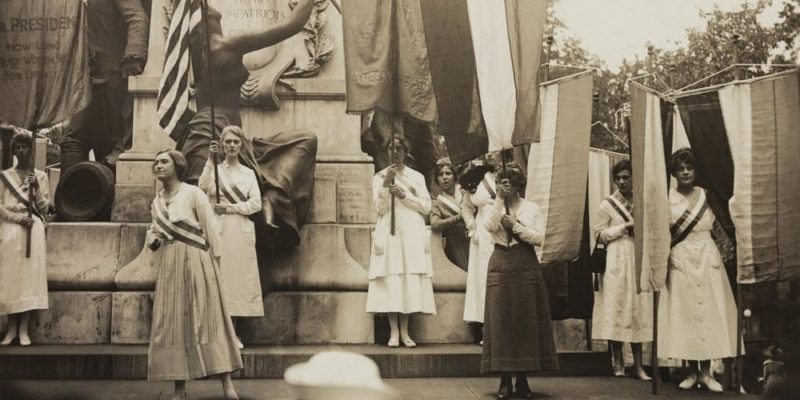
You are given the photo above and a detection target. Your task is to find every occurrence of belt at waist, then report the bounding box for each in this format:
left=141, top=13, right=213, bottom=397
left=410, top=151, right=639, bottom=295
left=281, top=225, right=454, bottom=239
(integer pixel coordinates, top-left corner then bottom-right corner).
left=494, top=243, right=529, bottom=251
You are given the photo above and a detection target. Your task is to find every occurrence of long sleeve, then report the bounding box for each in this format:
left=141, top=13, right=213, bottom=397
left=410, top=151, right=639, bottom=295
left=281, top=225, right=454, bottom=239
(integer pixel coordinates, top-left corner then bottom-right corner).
left=115, top=0, right=149, bottom=62
left=594, top=201, right=628, bottom=244
left=399, top=175, right=431, bottom=216
left=484, top=196, right=505, bottom=233
left=512, top=202, right=544, bottom=246
left=193, top=188, right=222, bottom=257
left=0, top=183, right=17, bottom=223
left=34, top=170, right=50, bottom=213
left=430, top=202, right=460, bottom=233
left=373, top=173, right=391, bottom=215
left=198, top=159, right=216, bottom=194
left=226, top=169, right=262, bottom=216
left=461, top=192, right=477, bottom=232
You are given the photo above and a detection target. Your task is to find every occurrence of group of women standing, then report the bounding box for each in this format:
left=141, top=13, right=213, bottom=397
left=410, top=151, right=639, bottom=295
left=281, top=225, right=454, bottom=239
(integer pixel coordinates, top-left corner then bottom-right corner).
left=591, top=149, right=739, bottom=393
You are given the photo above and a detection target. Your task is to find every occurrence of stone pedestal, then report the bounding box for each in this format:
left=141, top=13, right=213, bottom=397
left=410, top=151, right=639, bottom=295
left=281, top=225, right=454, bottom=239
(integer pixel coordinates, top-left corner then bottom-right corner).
left=29, top=292, right=112, bottom=344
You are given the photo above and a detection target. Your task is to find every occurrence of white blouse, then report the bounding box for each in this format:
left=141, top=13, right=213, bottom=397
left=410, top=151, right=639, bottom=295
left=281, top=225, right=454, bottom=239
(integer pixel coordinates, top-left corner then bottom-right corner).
left=484, top=197, right=545, bottom=247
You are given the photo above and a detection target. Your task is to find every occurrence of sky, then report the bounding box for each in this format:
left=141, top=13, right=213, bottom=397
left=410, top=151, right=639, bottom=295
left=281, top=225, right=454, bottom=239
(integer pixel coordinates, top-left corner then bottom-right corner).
left=552, top=0, right=787, bottom=71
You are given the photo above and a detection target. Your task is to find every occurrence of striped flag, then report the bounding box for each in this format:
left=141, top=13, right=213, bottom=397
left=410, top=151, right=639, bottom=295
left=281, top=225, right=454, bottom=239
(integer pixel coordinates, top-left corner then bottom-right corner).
left=421, top=0, right=547, bottom=164
left=629, top=82, right=671, bottom=292
left=717, top=70, right=800, bottom=283
left=157, top=0, right=202, bottom=136
left=588, top=148, right=629, bottom=250
left=525, top=72, right=594, bottom=263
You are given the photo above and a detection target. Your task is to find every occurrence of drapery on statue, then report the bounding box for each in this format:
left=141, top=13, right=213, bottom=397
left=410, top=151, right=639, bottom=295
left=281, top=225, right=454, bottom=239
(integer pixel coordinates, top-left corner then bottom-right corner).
left=172, top=0, right=317, bottom=250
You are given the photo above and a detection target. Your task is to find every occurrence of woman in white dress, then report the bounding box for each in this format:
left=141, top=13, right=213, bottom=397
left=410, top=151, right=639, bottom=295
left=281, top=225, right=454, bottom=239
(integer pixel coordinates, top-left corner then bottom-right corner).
left=199, top=126, right=264, bottom=349
left=591, top=160, right=652, bottom=380
left=147, top=150, right=241, bottom=400
left=366, top=136, right=436, bottom=348
left=461, top=153, right=499, bottom=341
left=658, top=148, right=738, bottom=393
left=0, top=132, right=50, bottom=347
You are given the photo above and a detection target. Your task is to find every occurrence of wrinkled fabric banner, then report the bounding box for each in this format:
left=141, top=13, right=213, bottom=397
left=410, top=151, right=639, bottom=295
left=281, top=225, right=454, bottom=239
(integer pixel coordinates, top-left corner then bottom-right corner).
left=526, top=72, right=593, bottom=263
left=0, top=0, right=90, bottom=129
left=629, top=83, right=671, bottom=292
left=588, top=148, right=628, bottom=250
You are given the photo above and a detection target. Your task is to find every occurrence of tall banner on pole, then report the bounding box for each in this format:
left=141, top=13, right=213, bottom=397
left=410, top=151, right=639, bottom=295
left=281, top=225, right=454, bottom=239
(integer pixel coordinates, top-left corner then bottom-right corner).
left=0, top=0, right=90, bottom=129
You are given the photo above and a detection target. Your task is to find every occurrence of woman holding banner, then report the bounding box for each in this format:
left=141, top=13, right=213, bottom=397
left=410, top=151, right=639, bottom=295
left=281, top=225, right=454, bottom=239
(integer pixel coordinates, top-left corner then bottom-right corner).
left=591, top=160, right=652, bottom=380
left=366, top=136, right=436, bottom=348
left=430, top=161, right=469, bottom=271
left=658, top=148, right=738, bottom=393
left=482, top=169, right=558, bottom=399
left=147, top=150, right=241, bottom=400
left=0, top=132, right=49, bottom=347
left=199, top=126, right=264, bottom=350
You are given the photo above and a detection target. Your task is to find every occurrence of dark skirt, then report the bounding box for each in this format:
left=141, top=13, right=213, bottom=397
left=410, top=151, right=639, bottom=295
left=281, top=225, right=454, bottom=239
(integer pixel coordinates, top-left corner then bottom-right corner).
left=481, top=245, right=559, bottom=373
left=443, top=225, right=470, bottom=271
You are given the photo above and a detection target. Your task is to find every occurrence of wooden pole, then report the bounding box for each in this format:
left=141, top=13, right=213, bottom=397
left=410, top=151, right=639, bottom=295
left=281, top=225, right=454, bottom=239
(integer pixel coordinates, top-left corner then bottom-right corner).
left=201, top=0, right=221, bottom=203
left=732, top=34, right=741, bottom=81
left=25, top=132, right=36, bottom=258
left=544, top=35, right=554, bottom=82
left=735, top=284, right=743, bottom=393
left=652, top=291, right=660, bottom=394
left=390, top=134, right=396, bottom=236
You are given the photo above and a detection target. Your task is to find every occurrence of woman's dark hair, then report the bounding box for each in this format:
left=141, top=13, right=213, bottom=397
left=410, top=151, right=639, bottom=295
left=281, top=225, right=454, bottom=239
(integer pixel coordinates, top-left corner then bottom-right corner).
left=10, top=132, right=33, bottom=153
left=458, top=164, right=494, bottom=193
left=496, top=168, right=526, bottom=190
left=433, top=162, right=456, bottom=185
left=669, top=147, right=695, bottom=177
left=153, top=149, right=189, bottom=182
left=612, top=159, right=631, bottom=178
left=383, top=136, right=411, bottom=154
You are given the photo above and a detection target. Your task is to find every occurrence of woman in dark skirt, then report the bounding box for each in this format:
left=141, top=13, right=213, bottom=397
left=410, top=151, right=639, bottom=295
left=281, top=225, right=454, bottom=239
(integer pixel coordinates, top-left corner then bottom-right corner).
left=430, top=161, right=469, bottom=271
left=482, top=169, right=558, bottom=399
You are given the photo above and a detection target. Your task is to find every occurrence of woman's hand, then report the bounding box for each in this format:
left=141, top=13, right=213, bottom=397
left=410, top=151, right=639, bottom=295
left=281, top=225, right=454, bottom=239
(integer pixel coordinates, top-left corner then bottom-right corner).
left=17, top=215, right=34, bottom=228
left=388, top=184, right=406, bottom=199
left=383, top=164, right=398, bottom=186
left=214, top=204, right=228, bottom=214
left=497, top=179, right=511, bottom=199
left=27, top=172, right=38, bottom=189
left=500, top=214, right=517, bottom=230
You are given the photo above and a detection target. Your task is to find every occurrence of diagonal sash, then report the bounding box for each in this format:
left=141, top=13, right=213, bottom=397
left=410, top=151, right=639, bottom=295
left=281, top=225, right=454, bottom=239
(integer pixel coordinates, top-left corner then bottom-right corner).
left=436, top=192, right=461, bottom=216
left=606, top=194, right=633, bottom=223
left=152, top=198, right=209, bottom=250
left=670, top=190, right=709, bottom=247
left=1, top=170, right=42, bottom=219
left=481, top=175, right=497, bottom=199
left=217, top=168, right=248, bottom=205
left=393, top=174, right=418, bottom=197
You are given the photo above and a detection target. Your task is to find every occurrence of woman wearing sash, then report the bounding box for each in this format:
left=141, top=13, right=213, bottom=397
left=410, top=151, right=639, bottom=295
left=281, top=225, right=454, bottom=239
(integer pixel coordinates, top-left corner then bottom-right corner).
left=658, top=148, right=738, bottom=393
left=199, top=126, right=264, bottom=350
left=482, top=169, right=558, bottom=399
left=462, top=152, right=499, bottom=341
left=430, top=161, right=469, bottom=271
left=0, top=132, right=49, bottom=347
left=590, top=160, right=652, bottom=380
left=366, top=136, right=436, bottom=348
left=147, top=150, right=242, bottom=400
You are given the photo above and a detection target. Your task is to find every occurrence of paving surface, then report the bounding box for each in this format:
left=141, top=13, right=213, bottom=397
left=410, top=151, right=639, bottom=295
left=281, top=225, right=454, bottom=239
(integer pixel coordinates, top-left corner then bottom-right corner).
left=0, top=378, right=758, bottom=400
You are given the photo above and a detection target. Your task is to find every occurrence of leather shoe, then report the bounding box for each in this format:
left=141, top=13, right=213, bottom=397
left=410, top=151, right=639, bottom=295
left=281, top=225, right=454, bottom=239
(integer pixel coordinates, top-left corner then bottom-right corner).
left=515, top=379, right=535, bottom=399
left=699, top=374, right=724, bottom=393
left=679, top=374, right=697, bottom=390
left=496, top=380, right=513, bottom=400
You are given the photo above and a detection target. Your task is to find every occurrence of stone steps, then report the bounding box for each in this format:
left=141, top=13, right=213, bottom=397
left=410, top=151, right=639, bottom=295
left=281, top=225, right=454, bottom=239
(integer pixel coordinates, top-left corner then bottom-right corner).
left=0, top=344, right=610, bottom=379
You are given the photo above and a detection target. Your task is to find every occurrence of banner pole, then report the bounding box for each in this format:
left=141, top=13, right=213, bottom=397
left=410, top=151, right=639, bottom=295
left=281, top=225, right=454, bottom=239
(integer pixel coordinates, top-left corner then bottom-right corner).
left=735, top=284, right=743, bottom=393
left=25, top=131, right=36, bottom=258
left=652, top=291, right=659, bottom=394
left=201, top=0, right=221, bottom=203
left=390, top=134, right=396, bottom=236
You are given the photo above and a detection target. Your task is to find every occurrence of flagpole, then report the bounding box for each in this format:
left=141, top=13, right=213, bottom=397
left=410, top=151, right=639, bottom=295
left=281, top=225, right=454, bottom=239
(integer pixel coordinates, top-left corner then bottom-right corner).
left=652, top=291, right=659, bottom=394
left=500, top=150, right=512, bottom=247
left=25, top=131, right=36, bottom=258
left=201, top=0, right=220, bottom=203
left=390, top=134, right=396, bottom=236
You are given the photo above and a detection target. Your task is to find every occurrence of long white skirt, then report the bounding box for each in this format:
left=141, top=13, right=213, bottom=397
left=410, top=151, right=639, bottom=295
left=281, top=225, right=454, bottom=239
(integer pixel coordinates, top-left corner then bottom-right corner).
left=658, top=232, right=739, bottom=360
left=366, top=273, right=436, bottom=314
left=0, top=219, right=48, bottom=315
left=218, top=213, right=264, bottom=317
left=591, top=236, right=653, bottom=342
left=463, top=225, right=494, bottom=323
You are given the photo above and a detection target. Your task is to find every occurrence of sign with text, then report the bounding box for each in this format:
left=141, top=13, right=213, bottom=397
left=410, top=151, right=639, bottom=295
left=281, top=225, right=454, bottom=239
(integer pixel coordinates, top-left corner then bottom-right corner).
left=0, top=0, right=90, bottom=129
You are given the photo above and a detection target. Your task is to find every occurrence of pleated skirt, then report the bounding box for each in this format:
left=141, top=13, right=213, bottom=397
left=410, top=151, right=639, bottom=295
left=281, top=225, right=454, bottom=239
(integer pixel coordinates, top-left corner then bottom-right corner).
left=148, top=241, right=243, bottom=381
left=482, top=245, right=559, bottom=373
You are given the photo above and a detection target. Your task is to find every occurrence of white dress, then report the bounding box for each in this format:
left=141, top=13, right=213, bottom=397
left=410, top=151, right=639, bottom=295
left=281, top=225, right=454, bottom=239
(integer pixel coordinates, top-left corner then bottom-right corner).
left=658, top=188, right=739, bottom=360
left=198, top=160, right=264, bottom=317
left=590, top=191, right=653, bottom=343
left=462, top=172, right=496, bottom=323
left=0, top=169, right=49, bottom=315
left=366, top=166, right=436, bottom=314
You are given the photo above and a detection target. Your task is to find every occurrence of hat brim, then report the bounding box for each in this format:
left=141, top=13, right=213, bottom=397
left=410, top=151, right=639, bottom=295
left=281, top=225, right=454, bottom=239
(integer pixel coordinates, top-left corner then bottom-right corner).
left=288, top=384, right=398, bottom=400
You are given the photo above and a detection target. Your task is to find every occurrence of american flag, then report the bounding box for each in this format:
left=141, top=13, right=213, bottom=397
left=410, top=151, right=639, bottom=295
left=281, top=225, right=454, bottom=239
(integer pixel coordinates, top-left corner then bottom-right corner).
left=157, top=0, right=202, bottom=136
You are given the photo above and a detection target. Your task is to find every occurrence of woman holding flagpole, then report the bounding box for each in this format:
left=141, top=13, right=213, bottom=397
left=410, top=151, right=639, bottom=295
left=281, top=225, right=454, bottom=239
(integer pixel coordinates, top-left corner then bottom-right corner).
left=0, top=132, right=50, bottom=347
left=482, top=169, right=558, bottom=399
left=658, top=148, right=738, bottom=393
left=430, top=161, right=469, bottom=271
left=366, top=136, right=436, bottom=348
left=147, top=150, right=242, bottom=400
left=199, top=126, right=264, bottom=350
left=591, top=159, right=653, bottom=380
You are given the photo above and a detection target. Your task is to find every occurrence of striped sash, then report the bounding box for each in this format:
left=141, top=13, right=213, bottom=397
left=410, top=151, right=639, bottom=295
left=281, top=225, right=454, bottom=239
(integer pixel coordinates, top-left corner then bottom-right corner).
left=152, top=198, right=209, bottom=250
left=670, top=190, right=709, bottom=247
left=217, top=168, right=248, bottom=205
left=481, top=175, right=496, bottom=199
left=0, top=170, right=42, bottom=220
left=606, top=193, right=633, bottom=238
left=436, top=192, right=461, bottom=216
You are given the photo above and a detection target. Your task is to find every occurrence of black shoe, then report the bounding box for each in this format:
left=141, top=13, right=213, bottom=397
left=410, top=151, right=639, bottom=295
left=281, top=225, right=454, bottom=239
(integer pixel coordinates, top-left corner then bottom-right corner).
left=515, top=378, right=535, bottom=399
left=497, top=378, right=513, bottom=400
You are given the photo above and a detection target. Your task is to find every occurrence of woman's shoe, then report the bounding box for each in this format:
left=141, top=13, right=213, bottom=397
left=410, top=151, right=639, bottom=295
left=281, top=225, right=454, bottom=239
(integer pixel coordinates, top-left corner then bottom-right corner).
left=612, top=365, right=625, bottom=377
left=387, top=339, right=400, bottom=348
left=0, top=333, right=16, bottom=346
left=402, top=338, right=416, bottom=348
left=515, top=379, right=535, bottom=399
left=496, top=380, right=513, bottom=400
left=635, top=369, right=652, bottom=381
left=678, top=374, right=698, bottom=390
left=235, top=336, right=244, bottom=350
left=18, top=334, right=31, bottom=347
left=698, top=374, right=723, bottom=393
